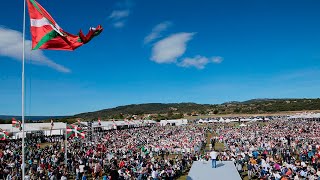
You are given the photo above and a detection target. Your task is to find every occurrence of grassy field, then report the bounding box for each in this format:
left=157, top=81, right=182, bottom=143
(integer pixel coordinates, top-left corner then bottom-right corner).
left=177, top=174, right=188, bottom=180
left=39, top=142, right=53, bottom=149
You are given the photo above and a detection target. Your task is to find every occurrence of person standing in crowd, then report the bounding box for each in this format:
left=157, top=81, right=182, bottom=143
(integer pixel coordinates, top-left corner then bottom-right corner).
left=151, top=168, right=159, bottom=180
left=211, top=137, right=216, bottom=149
left=247, top=161, right=253, bottom=179
left=109, top=165, right=119, bottom=180
left=209, top=149, right=218, bottom=168
left=93, top=160, right=102, bottom=179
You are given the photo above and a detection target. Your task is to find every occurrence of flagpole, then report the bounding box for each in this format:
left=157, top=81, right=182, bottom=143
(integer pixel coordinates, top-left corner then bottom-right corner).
left=65, top=123, right=68, bottom=166
left=21, top=0, right=26, bottom=179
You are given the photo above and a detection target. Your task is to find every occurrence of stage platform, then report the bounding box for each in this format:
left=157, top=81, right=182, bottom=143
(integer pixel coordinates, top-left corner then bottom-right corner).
left=187, top=161, right=241, bottom=180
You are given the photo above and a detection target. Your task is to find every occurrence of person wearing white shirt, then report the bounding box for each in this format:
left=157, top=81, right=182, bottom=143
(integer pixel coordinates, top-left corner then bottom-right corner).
left=273, top=171, right=281, bottom=180
left=300, top=169, right=307, bottom=178
left=151, top=168, right=159, bottom=180
left=210, top=150, right=218, bottom=168
left=79, top=164, right=85, bottom=179
left=24, top=175, right=30, bottom=180
left=60, top=175, right=67, bottom=180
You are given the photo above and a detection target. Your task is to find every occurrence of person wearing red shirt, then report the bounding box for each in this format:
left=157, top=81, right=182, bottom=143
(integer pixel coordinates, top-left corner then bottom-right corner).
left=119, top=160, right=125, bottom=168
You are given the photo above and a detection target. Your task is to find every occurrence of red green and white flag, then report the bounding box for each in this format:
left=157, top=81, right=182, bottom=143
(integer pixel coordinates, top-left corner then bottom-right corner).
left=0, top=129, right=9, bottom=140
left=0, top=133, right=9, bottom=140
left=27, top=0, right=103, bottom=51
left=66, top=124, right=74, bottom=138
left=12, top=118, right=18, bottom=127
left=66, top=124, right=85, bottom=139
left=12, top=118, right=21, bottom=129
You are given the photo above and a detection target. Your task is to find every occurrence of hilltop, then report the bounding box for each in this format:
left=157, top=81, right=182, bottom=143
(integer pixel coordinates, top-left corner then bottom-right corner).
left=73, top=98, right=320, bottom=120
left=1, top=98, right=320, bottom=122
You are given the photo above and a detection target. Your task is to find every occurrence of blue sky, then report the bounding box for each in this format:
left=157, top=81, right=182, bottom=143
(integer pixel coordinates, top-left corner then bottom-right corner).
left=1, top=0, right=320, bottom=116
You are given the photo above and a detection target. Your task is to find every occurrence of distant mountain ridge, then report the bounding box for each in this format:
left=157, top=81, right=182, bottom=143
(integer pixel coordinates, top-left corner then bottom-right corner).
left=73, top=98, right=320, bottom=120
left=1, top=98, right=320, bottom=121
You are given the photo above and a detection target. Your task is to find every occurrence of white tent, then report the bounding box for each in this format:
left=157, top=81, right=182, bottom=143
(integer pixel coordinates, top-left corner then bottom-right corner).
left=243, top=118, right=251, bottom=122
left=0, top=122, right=67, bottom=138
left=230, top=119, right=238, bottom=122
left=160, top=119, right=188, bottom=126
left=239, top=123, right=247, bottom=127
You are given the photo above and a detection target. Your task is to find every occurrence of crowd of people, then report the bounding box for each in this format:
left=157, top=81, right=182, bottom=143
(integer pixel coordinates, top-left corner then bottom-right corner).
left=0, top=125, right=206, bottom=180
left=214, top=119, right=320, bottom=179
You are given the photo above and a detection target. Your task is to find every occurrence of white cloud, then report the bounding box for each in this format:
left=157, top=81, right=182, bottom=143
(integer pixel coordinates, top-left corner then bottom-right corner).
left=151, top=32, right=195, bottom=64
left=144, top=21, right=172, bottom=44
left=109, top=10, right=130, bottom=20
left=178, top=56, right=209, bottom=69
left=148, top=30, right=223, bottom=69
left=212, top=56, right=223, bottom=64
left=0, top=26, right=70, bottom=73
left=108, top=0, right=132, bottom=28
left=178, top=56, right=223, bottom=69
left=113, top=21, right=125, bottom=28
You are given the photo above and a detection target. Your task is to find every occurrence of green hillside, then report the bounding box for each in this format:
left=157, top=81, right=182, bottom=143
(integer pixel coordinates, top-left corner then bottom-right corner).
left=2, top=98, right=320, bottom=123
left=73, top=98, right=320, bottom=120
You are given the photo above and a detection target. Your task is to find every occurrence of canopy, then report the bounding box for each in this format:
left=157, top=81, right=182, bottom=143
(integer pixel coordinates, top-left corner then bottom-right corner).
left=239, top=123, right=247, bottom=127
